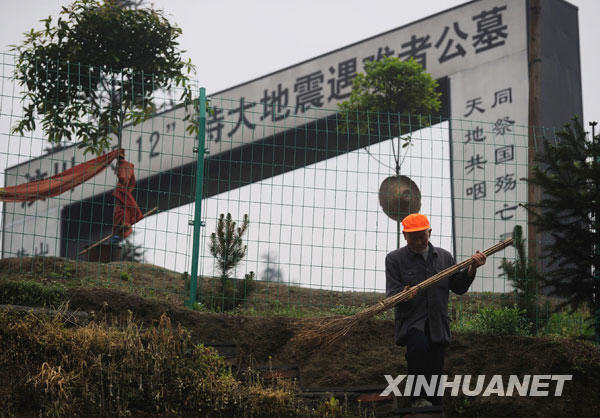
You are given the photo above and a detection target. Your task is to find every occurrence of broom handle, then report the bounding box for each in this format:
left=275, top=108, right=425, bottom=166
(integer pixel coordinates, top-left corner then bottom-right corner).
left=294, top=238, right=515, bottom=348
left=78, top=232, right=115, bottom=256
left=391, top=237, right=514, bottom=303
left=78, top=206, right=159, bottom=256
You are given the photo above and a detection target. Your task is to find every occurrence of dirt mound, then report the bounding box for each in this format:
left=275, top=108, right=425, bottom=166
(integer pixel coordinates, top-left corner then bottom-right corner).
left=2, top=254, right=598, bottom=418
left=67, top=287, right=299, bottom=368
left=66, top=287, right=402, bottom=386
left=62, top=287, right=600, bottom=417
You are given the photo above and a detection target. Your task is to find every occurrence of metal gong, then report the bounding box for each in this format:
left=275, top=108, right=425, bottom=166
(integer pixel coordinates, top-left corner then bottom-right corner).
left=378, top=175, right=422, bottom=221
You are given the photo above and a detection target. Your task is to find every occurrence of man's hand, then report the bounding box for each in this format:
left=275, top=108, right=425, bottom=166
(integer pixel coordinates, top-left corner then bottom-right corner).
left=403, top=285, right=418, bottom=301
left=467, top=250, right=487, bottom=276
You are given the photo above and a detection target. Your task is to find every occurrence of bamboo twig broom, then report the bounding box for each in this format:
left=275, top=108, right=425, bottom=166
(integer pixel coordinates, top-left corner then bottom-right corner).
left=295, top=237, right=514, bottom=349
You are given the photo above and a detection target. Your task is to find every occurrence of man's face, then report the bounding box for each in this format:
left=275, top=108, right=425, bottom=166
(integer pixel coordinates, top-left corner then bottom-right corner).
left=403, top=229, right=431, bottom=253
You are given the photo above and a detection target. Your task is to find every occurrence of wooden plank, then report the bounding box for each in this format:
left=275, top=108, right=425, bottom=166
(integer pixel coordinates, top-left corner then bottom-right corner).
left=303, top=384, right=386, bottom=393
left=356, top=393, right=392, bottom=402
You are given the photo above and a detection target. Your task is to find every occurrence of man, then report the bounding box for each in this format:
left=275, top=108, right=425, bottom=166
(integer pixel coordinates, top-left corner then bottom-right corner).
left=385, top=213, right=486, bottom=407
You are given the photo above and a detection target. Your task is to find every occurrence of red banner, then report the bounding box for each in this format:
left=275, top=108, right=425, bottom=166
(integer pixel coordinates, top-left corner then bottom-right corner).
left=112, top=159, right=143, bottom=238
left=0, top=149, right=122, bottom=202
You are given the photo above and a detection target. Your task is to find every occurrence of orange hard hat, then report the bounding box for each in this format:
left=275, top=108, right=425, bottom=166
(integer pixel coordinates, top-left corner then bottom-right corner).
left=401, top=213, right=430, bottom=232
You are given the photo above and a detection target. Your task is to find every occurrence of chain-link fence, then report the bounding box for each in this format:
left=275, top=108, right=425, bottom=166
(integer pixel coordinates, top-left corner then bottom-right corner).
left=1, top=53, right=198, bottom=303
left=190, top=93, right=532, bottom=313
left=0, top=53, right=576, bottom=329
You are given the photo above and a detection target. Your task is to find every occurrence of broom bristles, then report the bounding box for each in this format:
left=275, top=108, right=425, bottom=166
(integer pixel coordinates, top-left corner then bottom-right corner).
left=295, top=237, right=514, bottom=349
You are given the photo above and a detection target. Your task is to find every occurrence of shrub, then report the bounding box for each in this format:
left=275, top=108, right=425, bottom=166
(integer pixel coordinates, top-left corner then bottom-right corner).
left=539, top=309, right=594, bottom=338
left=453, top=306, right=532, bottom=336
left=202, top=271, right=257, bottom=312
left=0, top=312, right=310, bottom=416
left=317, top=395, right=353, bottom=418
left=188, top=302, right=210, bottom=313
left=120, top=239, right=146, bottom=263
left=472, top=306, right=532, bottom=336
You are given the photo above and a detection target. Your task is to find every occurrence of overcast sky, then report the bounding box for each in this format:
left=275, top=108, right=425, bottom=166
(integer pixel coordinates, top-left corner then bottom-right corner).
left=1, top=0, right=598, bottom=125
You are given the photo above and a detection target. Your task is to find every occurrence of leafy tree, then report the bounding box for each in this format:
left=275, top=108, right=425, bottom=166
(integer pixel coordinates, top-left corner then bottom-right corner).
left=499, top=225, right=544, bottom=327
left=208, top=213, right=254, bottom=311
left=43, top=141, right=69, bottom=154
left=339, top=57, right=441, bottom=248
left=525, top=118, right=600, bottom=341
left=11, top=0, right=196, bottom=156
left=338, top=56, right=441, bottom=151
left=113, top=0, right=144, bottom=7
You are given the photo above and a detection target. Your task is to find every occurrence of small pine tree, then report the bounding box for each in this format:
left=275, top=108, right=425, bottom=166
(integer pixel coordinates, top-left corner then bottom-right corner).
left=499, top=225, right=544, bottom=327
left=209, top=213, right=249, bottom=281
left=525, top=118, right=600, bottom=341
left=261, top=252, right=284, bottom=283
left=120, top=239, right=146, bottom=263
left=208, top=213, right=251, bottom=311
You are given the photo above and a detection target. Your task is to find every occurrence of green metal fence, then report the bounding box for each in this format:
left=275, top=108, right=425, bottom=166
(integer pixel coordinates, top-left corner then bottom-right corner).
left=0, top=53, right=198, bottom=304
left=189, top=94, right=531, bottom=312
left=0, top=53, right=588, bottom=334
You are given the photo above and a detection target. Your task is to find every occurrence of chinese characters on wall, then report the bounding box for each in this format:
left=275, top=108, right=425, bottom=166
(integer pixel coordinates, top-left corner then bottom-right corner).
left=449, top=16, right=530, bottom=290
left=461, top=86, right=519, bottom=222
left=3, top=0, right=525, bottom=270
left=462, top=87, right=516, bottom=207
left=207, top=4, right=511, bottom=146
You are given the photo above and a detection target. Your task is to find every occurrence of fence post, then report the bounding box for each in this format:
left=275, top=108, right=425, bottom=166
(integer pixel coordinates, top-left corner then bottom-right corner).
left=187, top=87, right=207, bottom=306
left=593, top=122, right=600, bottom=343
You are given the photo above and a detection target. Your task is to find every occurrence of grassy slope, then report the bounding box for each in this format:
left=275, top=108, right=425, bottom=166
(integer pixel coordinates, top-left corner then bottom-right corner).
left=1, top=256, right=599, bottom=417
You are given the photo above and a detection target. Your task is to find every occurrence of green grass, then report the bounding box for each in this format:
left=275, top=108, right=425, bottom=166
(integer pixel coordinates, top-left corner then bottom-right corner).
left=451, top=305, right=532, bottom=336
left=451, top=304, right=593, bottom=338
left=189, top=299, right=395, bottom=321
left=538, top=309, right=594, bottom=338
left=1, top=256, right=592, bottom=339
left=0, top=279, right=67, bottom=308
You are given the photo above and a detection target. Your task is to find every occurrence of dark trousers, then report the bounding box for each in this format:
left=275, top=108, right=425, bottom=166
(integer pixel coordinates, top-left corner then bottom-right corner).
left=404, top=325, right=446, bottom=405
